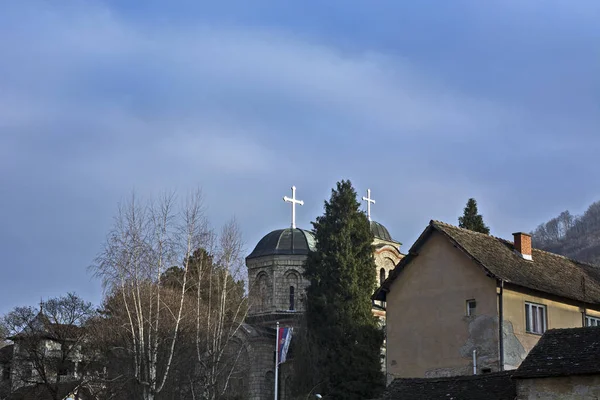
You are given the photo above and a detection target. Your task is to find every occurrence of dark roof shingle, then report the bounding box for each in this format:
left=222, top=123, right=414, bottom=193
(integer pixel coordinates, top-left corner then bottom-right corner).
left=375, top=220, right=600, bottom=304
left=246, top=228, right=316, bottom=259
left=513, top=327, right=600, bottom=379
left=7, top=382, right=84, bottom=400
left=380, top=371, right=516, bottom=400
left=371, top=220, right=396, bottom=243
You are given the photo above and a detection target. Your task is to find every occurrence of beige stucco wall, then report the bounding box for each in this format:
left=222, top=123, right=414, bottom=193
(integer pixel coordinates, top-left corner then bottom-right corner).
left=502, top=289, right=600, bottom=369
left=386, top=231, right=499, bottom=379
left=516, top=375, right=600, bottom=400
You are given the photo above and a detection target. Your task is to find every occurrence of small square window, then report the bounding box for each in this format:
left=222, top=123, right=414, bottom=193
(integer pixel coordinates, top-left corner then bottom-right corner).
left=525, top=302, right=547, bottom=334
left=466, top=300, right=476, bottom=316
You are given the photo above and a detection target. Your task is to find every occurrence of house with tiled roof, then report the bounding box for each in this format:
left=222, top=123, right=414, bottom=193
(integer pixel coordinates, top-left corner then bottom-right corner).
left=374, top=220, right=600, bottom=380
left=1, top=309, right=92, bottom=400
left=378, top=371, right=516, bottom=400
left=512, top=326, right=600, bottom=399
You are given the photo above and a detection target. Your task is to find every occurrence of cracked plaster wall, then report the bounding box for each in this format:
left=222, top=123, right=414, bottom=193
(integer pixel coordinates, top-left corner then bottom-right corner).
left=502, top=320, right=527, bottom=370
left=501, top=288, right=600, bottom=369
left=385, top=231, right=498, bottom=378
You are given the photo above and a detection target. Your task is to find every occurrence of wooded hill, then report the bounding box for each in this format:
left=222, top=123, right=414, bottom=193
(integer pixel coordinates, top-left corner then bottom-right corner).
left=531, top=201, right=600, bottom=265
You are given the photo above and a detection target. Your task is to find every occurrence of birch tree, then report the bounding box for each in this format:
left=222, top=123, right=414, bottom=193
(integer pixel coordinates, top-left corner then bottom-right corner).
left=160, top=220, right=249, bottom=399
left=92, top=190, right=208, bottom=400
left=196, top=219, right=248, bottom=400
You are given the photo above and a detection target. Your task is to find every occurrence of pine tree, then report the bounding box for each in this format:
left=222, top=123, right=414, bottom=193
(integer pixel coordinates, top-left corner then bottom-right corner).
left=299, top=180, right=384, bottom=400
left=458, top=198, right=490, bottom=234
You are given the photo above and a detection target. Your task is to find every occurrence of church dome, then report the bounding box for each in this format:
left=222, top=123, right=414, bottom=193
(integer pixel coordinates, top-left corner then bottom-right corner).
left=370, top=220, right=393, bottom=242
left=247, top=228, right=316, bottom=260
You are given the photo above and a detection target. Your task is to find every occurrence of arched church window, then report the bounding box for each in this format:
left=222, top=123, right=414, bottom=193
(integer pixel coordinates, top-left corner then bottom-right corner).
left=256, top=273, right=270, bottom=311
left=379, top=268, right=386, bottom=285
left=289, top=286, right=295, bottom=311
left=284, top=270, right=300, bottom=311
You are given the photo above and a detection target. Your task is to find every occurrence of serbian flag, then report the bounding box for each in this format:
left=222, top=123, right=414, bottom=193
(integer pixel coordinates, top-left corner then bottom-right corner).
left=278, top=327, right=293, bottom=364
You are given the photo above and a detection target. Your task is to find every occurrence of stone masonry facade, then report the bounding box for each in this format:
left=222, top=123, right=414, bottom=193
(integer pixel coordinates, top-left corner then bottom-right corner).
left=244, top=254, right=309, bottom=400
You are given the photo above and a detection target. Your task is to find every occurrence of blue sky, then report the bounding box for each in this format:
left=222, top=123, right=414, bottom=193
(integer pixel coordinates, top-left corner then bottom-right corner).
left=1, top=0, right=599, bottom=314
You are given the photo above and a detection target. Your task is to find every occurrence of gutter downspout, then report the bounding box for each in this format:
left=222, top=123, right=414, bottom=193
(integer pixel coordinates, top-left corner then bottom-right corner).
left=582, top=276, right=587, bottom=327
left=498, top=279, right=504, bottom=371
left=385, top=321, right=388, bottom=385
left=472, top=349, right=477, bottom=375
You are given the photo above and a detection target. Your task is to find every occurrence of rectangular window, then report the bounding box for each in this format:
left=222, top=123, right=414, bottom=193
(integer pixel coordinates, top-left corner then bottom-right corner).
left=585, top=315, right=600, bottom=326
left=525, top=302, right=547, bottom=334
left=466, top=299, right=476, bottom=317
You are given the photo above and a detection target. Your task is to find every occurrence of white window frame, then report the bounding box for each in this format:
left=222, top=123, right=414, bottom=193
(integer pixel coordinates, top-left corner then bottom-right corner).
left=525, top=302, right=547, bottom=334
left=585, top=315, right=600, bottom=327
left=466, top=299, right=476, bottom=317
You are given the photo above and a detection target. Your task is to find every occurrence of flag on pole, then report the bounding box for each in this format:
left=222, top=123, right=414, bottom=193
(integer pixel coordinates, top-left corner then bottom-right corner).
left=277, top=327, right=293, bottom=364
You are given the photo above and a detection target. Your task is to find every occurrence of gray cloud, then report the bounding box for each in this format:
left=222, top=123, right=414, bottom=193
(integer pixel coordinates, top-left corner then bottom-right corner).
left=1, top=0, right=599, bottom=314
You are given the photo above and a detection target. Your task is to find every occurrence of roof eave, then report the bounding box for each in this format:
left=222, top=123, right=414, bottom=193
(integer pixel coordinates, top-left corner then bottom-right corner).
left=374, top=221, right=503, bottom=300
left=513, top=371, right=600, bottom=380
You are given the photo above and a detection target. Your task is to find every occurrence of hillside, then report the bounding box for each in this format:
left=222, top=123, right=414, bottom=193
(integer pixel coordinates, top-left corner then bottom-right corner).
left=531, top=201, right=600, bottom=265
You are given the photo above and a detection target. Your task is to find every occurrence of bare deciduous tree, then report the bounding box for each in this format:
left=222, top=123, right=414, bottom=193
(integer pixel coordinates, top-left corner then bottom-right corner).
left=92, top=190, right=208, bottom=400
left=194, top=218, right=248, bottom=400
left=532, top=202, right=600, bottom=265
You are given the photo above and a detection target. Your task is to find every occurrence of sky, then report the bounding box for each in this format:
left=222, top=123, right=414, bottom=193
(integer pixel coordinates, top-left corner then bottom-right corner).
left=1, top=0, right=600, bottom=315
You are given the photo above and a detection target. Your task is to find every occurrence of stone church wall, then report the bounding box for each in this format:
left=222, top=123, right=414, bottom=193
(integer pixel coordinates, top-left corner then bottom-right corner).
left=247, top=255, right=309, bottom=316
left=245, top=254, right=308, bottom=399
left=271, top=257, right=308, bottom=312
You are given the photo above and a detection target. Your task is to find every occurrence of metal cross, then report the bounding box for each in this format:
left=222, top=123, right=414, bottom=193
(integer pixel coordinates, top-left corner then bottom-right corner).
left=362, top=189, right=376, bottom=221
left=283, top=186, right=304, bottom=229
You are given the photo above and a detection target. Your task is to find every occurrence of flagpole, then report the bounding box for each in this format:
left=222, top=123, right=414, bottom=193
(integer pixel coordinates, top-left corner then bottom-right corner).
left=275, top=321, right=279, bottom=400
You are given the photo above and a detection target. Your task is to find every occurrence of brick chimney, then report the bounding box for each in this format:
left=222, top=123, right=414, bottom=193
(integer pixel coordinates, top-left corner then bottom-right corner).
left=513, top=232, right=532, bottom=261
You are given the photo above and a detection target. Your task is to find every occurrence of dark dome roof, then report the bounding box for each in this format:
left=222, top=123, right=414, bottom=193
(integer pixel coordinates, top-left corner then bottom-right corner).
left=247, top=228, right=316, bottom=260
left=370, top=220, right=393, bottom=242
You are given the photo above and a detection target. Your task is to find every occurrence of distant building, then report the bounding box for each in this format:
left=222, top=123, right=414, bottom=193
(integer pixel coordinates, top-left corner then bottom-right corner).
left=1, top=311, right=90, bottom=400
left=374, top=220, right=600, bottom=379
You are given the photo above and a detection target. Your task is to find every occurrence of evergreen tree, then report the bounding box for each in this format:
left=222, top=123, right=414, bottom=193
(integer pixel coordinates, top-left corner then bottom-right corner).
left=458, top=198, right=490, bottom=234
left=298, top=180, right=384, bottom=400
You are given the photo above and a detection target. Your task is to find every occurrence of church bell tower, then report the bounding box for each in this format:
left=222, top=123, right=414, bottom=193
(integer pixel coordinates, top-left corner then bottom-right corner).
left=245, top=186, right=314, bottom=327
